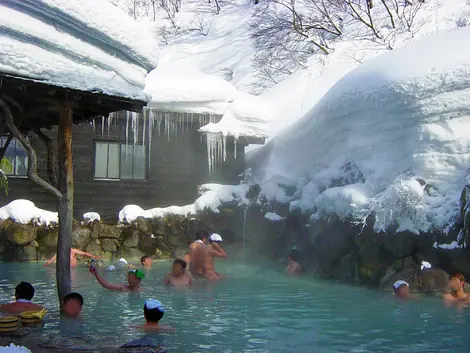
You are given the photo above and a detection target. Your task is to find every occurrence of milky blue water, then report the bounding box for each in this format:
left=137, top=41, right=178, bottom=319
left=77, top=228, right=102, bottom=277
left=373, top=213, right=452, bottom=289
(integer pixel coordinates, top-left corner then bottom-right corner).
left=1, top=260, right=470, bottom=352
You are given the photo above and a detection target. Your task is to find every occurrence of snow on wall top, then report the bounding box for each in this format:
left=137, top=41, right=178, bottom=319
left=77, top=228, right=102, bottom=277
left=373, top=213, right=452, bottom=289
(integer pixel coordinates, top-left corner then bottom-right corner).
left=199, top=93, right=271, bottom=139
left=0, top=200, right=57, bottom=226
left=256, top=27, right=470, bottom=234
left=144, top=64, right=238, bottom=114
left=0, top=0, right=158, bottom=101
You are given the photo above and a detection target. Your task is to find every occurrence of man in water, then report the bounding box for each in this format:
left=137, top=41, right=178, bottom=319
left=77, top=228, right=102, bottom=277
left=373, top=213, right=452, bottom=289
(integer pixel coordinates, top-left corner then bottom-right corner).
left=136, top=299, right=172, bottom=332
left=443, top=272, right=470, bottom=302
left=63, top=292, right=84, bottom=317
left=141, top=255, right=153, bottom=268
left=45, top=248, right=100, bottom=268
left=188, top=232, right=209, bottom=276
left=392, top=280, right=411, bottom=298
left=285, top=249, right=302, bottom=274
left=164, top=259, right=192, bottom=288
left=203, top=233, right=228, bottom=280
left=0, top=281, right=45, bottom=314
left=90, top=266, right=144, bottom=292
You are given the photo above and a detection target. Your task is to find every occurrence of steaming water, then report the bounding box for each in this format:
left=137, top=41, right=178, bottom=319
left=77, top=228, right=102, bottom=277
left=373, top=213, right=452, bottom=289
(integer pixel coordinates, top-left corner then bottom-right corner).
left=1, top=260, right=470, bottom=352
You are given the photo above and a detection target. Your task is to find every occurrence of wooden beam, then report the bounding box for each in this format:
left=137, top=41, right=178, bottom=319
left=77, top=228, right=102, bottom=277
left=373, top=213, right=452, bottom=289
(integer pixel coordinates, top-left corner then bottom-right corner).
left=56, top=104, right=74, bottom=308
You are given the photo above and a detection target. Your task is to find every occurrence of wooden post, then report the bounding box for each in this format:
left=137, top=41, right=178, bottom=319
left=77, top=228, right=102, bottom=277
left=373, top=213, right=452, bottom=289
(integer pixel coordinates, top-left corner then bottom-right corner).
left=56, top=105, right=74, bottom=308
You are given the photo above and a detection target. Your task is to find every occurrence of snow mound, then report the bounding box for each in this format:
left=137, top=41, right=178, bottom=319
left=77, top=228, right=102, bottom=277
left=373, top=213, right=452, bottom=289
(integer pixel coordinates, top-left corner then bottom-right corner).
left=83, top=212, right=101, bottom=224
left=433, top=241, right=463, bottom=250
left=254, top=27, right=470, bottom=234
left=0, top=344, right=31, bottom=353
left=199, top=93, right=271, bottom=139
left=0, top=200, right=57, bottom=226
left=264, top=212, right=284, bottom=222
left=119, top=183, right=249, bottom=223
left=144, top=64, right=238, bottom=114
left=0, top=0, right=158, bottom=101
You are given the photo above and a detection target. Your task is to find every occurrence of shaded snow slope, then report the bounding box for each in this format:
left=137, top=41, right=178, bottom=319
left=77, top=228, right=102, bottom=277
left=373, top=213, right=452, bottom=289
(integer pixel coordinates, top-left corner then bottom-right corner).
left=253, top=27, right=470, bottom=234
left=0, top=0, right=158, bottom=101
left=144, top=64, right=238, bottom=114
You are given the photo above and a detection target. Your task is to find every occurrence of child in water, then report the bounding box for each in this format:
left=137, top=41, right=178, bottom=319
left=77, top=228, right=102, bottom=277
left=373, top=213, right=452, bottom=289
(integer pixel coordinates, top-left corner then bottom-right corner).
left=164, top=259, right=192, bottom=288
left=286, top=249, right=302, bottom=274
left=136, top=299, right=172, bottom=332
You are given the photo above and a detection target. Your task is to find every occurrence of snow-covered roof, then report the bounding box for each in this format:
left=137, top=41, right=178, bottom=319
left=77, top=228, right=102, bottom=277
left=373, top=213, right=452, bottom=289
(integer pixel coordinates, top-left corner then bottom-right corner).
left=144, top=64, right=238, bottom=114
left=256, top=27, right=470, bottom=234
left=199, top=93, right=271, bottom=140
left=0, top=0, right=158, bottom=102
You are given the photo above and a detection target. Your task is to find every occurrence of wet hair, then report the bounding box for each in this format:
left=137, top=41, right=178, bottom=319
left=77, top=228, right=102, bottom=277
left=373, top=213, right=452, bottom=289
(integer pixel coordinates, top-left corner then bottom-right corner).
left=144, top=305, right=164, bottom=322
left=450, top=272, right=465, bottom=283
left=288, top=249, right=300, bottom=262
left=195, top=232, right=208, bottom=241
left=15, top=281, right=35, bottom=301
left=140, top=255, right=151, bottom=265
left=173, top=258, right=187, bottom=270
left=64, top=292, right=84, bottom=306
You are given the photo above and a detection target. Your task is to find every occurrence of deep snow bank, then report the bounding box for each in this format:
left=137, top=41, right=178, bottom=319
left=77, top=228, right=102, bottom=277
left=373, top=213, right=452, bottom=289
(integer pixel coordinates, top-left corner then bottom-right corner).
left=0, top=0, right=158, bottom=101
left=253, top=27, right=470, bottom=234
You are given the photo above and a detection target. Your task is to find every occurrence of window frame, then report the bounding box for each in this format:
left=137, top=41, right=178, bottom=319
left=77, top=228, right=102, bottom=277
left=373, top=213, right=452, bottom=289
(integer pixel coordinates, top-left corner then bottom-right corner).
left=93, top=139, right=147, bottom=182
left=0, top=136, right=29, bottom=178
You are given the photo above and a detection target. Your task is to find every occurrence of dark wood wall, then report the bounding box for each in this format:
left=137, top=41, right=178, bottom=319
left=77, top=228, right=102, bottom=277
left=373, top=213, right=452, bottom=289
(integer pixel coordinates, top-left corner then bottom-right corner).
left=1, top=112, right=245, bottom=221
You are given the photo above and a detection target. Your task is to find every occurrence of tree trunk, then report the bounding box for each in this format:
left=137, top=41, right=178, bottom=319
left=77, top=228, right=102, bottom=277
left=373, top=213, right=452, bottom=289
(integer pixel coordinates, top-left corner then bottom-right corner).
left=56, top=105, right=74, bottom=308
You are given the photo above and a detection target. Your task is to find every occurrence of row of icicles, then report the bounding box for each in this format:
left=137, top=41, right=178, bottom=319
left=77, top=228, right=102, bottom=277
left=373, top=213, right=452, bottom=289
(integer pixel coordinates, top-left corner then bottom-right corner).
left=89, top=109, right=237, bottom=174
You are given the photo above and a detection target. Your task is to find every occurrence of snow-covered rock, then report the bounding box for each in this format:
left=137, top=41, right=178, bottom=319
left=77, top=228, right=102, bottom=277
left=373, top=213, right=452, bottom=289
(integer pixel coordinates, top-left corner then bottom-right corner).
left=119, top=183, right=250, bottom=223
left=83, top=212, right=101, bottom=224
left=0, top=200, right=57, bottom=226
left=144, top=64, right=238, bottom=114
left=0, top=344, right=31, bottom=353
left=264, top=212, right=284, bottom=222
left=0, top=0, right=158, bottom=101
left=253, top=27, right=470, bottom=234
left=199, top=93, right=270, bottom=139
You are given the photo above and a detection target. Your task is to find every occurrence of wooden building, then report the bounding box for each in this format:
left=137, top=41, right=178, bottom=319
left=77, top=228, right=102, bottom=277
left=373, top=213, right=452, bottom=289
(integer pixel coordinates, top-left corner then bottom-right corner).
left=1, top=110, right=256, bottom=220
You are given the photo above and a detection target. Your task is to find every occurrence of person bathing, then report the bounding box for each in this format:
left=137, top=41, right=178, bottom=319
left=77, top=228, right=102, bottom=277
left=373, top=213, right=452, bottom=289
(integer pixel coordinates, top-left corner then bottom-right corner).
left=45, top=248, right=100, bottom=268
left=188, top=232, right=209, bottom=276
left=285, top=249, right=302, bottom=274
left=63, top=292, right=84, bottom=317
left=203, top=233, right=228, bottom=280
left=90, top=266, right=144, bottom=292
left=0, top=281, right=45, bottom=314
left=444, top=272, right=470, bottom=302
left=137, top=299, right=172, bottom=331
left=164, top=259, right=192, bottom=288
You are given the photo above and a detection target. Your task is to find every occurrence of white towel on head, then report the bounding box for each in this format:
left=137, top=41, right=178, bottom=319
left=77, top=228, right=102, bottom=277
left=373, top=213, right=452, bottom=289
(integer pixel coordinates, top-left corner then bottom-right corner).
left=210, top=233, right=223, bottom=242
left=421, top=261, right=432, bottom=270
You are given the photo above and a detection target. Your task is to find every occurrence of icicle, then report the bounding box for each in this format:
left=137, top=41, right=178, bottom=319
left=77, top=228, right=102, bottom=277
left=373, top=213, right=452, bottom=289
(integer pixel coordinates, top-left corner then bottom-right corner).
left=132, top=112, right=138, bottom=147
left=223, top=135, right=227, bottom=162
left=107, top=113, right=111, bottom=138
left=101, top=116, right=104, bottom=137
left=148, top=110, right=154, bottom=170
left=234, top=137, right=237, bottom=159
left=126, top=112, right=130, bottom=146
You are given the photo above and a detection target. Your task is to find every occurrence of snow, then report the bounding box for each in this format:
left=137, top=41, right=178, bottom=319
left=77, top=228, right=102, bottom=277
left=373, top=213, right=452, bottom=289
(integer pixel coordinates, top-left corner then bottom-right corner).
left=0, top=344, right=31, bottom=353
left=119, top=183, right=249, bottom=223
left=83, top=212, right=101, bottom=224
left=0, top=200, right=57, bottom=226
left=433, top=241, right=463, bottom=250
left=0, top=0, right=158, bottom=101
left=199, top=93, right=271, bottom=139
left=144, top=64, right=238, bottom=114
left=252, top=27, right=470, bottom=234
left=264, top=212, right=284, bottom=222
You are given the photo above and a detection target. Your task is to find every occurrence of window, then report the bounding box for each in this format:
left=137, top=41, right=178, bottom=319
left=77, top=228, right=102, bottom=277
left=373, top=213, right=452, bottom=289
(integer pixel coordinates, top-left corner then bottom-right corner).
left=94, top=141, right=146, bottom=180
left=0, top=137, right=28, bottom=177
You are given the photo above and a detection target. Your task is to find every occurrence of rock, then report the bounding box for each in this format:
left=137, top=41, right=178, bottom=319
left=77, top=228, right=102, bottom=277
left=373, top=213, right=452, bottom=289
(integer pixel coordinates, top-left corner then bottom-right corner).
left=30, top=240, right=39, bottom=247
left=135, top=217, right=151, bottom=234
left=92, top=224, right=123, bottom=240
left=123, top=228, right=140, bottom=248
left=419, top=268, right=449, bottom=292
left=6, top=223, right=37, bottom=245
left=115, top=248, right=144, bottom=261
left=36, top=229, right=58, bottom=248
left=138, top=234, right=157, bottom=255
left=101, top=238, right=120, bottom=253
left=153, top=221, right=166, bottom=236
left=72, top=227, right=91, bottom=249
left=4, top=245, right=38, bottom=262
left=85, top=239, right=103, bottom=255
left=101, top=252, right=113, bottom=261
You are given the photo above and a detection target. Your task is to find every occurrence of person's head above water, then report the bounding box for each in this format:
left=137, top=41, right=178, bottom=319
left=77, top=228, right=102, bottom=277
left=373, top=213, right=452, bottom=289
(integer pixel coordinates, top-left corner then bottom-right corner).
left=172, top=259, right=187, bottom=277
left=63, top=292, right=83, bottom=317
left=140, top=255, right=152, bottom=267
left=144, top=299, right=165, bottom=323
left=449, top=272, right=466, bottom=293
left=128, top=269, right=145, bottom=287
left=209, top=233, right=223, bottom=243
left=392, top=280, right=410, bottom=297
left=15, top=281, right=35, bottom=301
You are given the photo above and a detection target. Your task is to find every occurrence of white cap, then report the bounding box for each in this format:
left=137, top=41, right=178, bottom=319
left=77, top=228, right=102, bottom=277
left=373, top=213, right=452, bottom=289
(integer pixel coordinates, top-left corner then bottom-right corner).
left=210, top=233, right=223, bottom=242
left=118, top=258, right=128, bottom=265
left=107, top=265, right=116, bottom=271
left=145, top=299, right=165, bottom=312
left=392, top=280, right=409, bottom=290
left=421, top=261, right=432, bottom=270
